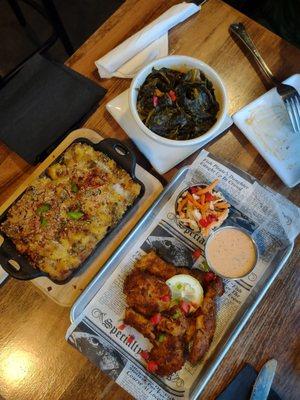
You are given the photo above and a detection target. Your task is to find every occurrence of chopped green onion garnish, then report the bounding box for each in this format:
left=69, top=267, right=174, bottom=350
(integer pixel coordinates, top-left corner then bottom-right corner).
left=172, top=310, right=182, bottom=320
left=37, top=203, right=51, bottom=215
left=170, top=299, right=180, bottom=308
left=67, top=210, right=84, bottom=220
left=202, top=260, right=210, bottom=272
left=71, top=182, right=79, bottom=193
left=158, top=334, right=166, bottom=343
left=40, top=217, right=48, bottom=226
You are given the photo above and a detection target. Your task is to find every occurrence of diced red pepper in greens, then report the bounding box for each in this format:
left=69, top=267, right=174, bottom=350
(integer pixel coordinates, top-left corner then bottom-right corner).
left=153, top=95, right=158, bottom=107
left=169, top=90, right=177, bottom=101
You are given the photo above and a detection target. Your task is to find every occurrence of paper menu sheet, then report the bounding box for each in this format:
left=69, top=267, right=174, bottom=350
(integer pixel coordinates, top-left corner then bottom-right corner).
left=66, top=150, right=299, bottom=400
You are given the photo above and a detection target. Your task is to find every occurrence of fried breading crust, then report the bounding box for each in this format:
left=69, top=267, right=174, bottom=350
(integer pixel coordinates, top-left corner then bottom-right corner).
left=135, top=250, right=177, bottom=280
left=123, top=251, right=224, bottom=375
left=157, top=306, right=188, bottom=337
left=123, top=270, right=171, bottom=316
left=176, top=267, right=206, bottom=285
left=188, top=285, right=218, bottom=364
left=149, top=335, right=185, bottom=376
left=124, top=308, right=155, bottom=342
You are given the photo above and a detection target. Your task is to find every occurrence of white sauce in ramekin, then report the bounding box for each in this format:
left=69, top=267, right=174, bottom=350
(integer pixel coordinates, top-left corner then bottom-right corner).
left=205, top=227, right=257, bottom=278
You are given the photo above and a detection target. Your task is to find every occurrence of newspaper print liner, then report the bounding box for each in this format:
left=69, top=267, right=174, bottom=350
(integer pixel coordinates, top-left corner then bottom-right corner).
left=67, top=151, right=299, bottom=399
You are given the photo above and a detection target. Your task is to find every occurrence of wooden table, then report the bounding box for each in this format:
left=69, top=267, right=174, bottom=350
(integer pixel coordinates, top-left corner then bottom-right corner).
left=0, top=0, right=299, bottom=399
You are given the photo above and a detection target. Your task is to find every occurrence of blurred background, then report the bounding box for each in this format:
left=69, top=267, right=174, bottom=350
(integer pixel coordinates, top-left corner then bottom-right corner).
left=0, top=0, right=123, bottom=76
left=0, top=0, right=299, bottom=78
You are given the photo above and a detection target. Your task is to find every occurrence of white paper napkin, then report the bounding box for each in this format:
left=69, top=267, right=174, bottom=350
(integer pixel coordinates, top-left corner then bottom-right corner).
left=95, top=2, right=200, bottom=79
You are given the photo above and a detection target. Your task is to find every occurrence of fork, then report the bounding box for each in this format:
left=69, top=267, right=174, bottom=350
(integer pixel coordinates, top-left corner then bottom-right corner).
left=230, top=22, right=300, bottom=133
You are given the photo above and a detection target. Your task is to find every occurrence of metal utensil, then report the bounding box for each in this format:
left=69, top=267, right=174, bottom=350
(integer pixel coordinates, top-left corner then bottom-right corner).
left=250, top=359, right=277, bottom=400
left=230, top=22, right=300, bottom=133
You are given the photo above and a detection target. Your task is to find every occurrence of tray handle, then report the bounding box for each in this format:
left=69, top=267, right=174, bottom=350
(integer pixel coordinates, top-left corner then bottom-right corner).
left=0, top=236, right=43, bottom=280
left=95, top=138, right=137, bottom=177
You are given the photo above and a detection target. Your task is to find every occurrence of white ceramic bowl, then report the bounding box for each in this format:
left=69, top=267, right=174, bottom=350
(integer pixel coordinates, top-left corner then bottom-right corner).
left=129, top=55, right=228, bottom=147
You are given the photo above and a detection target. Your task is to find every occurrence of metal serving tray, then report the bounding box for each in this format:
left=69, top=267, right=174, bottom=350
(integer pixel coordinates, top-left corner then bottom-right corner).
left=0, top=129, right=145, bottom=284
left=70, top=166, right=293, bottom=399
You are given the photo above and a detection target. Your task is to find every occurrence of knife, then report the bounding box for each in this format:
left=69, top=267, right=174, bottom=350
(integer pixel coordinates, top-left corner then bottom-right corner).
left=250, top=359, right=277, bottom=400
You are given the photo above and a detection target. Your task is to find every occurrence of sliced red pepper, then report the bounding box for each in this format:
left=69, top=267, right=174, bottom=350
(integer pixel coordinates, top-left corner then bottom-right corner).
left=147, top=361, right=158, bottom=373
left=140, top=350, right=150, bottom=360
left=118, top=323, right=126, bottom=331
left=181, top=301, right=190, bottom=315
left=153, top=95, right=158, bottom=107
left=160, top=294, right=171, bottom=302
left=189, top=186, right=198, bottom=194
left=207, top=214, right=218, bottom=224
left=205, top=192, right=215, bottom=202
left=192, top=248, right=202, bottom=259
left=199, top=214, right=218, bottom=227
left=127, top=335, right=135, bottom=344
left=203, top=271, right=217, bottom=283
left=168, top=90, right=177, bottom=102
left=150, top=313, right=161, bottom=325
left=199, top=218, right=209, bottom=228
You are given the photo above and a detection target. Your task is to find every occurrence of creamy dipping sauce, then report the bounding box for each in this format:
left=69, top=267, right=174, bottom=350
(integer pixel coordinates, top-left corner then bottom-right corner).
left=205, top=227, right=257, bottom=278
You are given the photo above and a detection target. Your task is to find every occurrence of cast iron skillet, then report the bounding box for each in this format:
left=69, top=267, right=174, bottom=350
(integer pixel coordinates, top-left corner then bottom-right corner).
left=0, top=138, right=145, bottom=284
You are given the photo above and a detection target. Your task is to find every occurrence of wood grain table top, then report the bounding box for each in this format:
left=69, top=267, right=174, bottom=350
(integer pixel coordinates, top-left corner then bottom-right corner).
left=0, top=0, right=299, bottom=399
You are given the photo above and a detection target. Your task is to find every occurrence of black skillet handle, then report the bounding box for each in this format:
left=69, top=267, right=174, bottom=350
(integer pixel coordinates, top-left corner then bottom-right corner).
left=95, top=138, right=137, bottom=178
left=0, top=235, right=43, bottom=280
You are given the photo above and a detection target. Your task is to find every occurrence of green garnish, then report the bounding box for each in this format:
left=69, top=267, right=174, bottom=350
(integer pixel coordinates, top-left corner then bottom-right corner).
left=170, top=299, right=180, bottom=308
left=71, top=182, right=79, bottom=193
left=202, top=260, right=210, bottom=272
left=40, top=217, right=48, bottom=226
left=158, top=334, right=166, bottom=343
left=172, top=310, right=182, bottom=320
left=37, top=203, right=51, bottom=215
left=67, top=210, right=84, bottom=220
left=176, top=283, right=183, bottom=290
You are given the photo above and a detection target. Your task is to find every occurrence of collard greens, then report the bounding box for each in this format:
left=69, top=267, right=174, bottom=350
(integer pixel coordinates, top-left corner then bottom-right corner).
left=137, top=67, right=220, bottom=140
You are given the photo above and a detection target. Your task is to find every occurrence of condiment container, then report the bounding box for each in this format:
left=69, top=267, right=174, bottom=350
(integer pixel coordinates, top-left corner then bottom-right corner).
left=204, top=226, right=258, bottom=279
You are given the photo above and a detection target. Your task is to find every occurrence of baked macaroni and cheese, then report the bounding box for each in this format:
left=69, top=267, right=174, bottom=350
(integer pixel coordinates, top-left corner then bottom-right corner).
left=1, top=143, right=141, bottom=281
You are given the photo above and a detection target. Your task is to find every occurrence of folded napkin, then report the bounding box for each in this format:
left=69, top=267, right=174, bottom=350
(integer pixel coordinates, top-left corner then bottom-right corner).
left=216, top=364, right=281, bottom=400
left=0, top=54, right=106, bottom=164
left=95, top=2, right=200, bottom=78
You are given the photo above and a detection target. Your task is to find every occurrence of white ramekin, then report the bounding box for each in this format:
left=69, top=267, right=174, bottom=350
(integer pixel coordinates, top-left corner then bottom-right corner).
left=129, top=55, right=228, bottom=147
